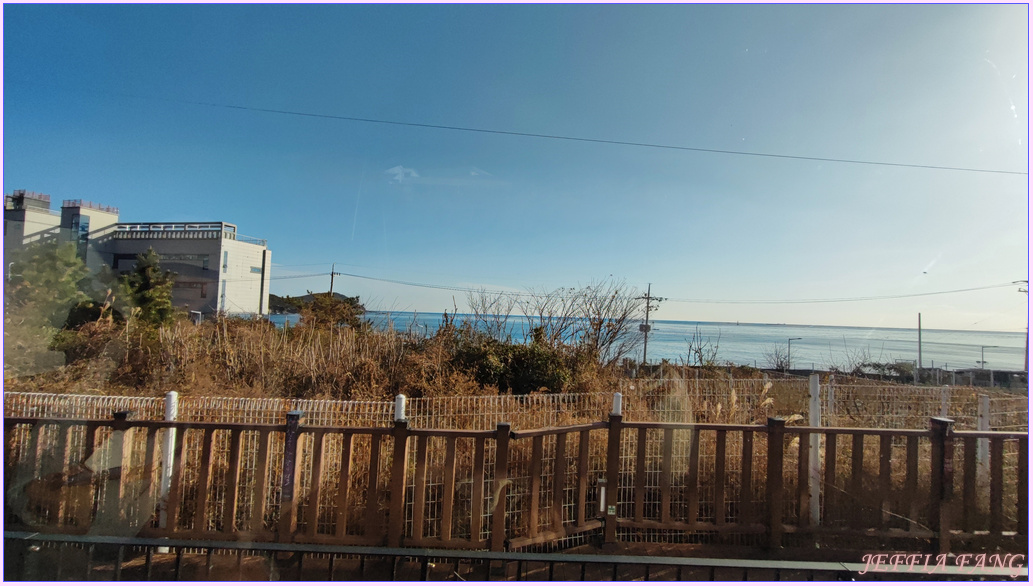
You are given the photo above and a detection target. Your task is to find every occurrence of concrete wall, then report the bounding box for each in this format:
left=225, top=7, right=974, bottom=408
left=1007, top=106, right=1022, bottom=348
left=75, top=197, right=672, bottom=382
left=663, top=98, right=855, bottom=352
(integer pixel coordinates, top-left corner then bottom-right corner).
left=219, top=236, right=269, bottom=315
left=107, top=236, right=224, bottom=315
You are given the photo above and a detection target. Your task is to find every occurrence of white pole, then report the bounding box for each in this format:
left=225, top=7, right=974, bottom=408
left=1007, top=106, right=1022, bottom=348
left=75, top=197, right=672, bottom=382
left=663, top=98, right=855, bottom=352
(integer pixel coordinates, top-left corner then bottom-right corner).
left=394, top=394, right=407, bottom=422
left=808, top=374, right=821, bottom=525
left=612, top=392, right=623, bottom=417
left=158, top=391, right=178, bottom=552
left=940, top=386, right=950, bottom=418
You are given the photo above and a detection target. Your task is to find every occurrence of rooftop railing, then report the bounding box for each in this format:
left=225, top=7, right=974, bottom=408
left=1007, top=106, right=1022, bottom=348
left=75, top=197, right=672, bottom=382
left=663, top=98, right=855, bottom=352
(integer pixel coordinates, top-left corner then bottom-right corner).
left=61, top=199, right=119, bottom=214
left=113, top=223, right=266, bottom=246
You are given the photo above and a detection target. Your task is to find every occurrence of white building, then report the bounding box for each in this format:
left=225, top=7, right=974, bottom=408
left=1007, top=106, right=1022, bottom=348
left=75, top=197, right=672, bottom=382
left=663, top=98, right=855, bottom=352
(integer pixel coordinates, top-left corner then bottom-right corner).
left=4, top=190, right=272, bottom=316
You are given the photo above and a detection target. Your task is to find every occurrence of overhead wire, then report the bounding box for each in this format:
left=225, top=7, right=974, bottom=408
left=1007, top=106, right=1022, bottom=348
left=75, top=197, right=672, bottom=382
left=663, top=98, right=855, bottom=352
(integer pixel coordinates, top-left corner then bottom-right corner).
left=265, top=269, right=1021, bottom=305
left=119, top=92, right=1027, bottom=176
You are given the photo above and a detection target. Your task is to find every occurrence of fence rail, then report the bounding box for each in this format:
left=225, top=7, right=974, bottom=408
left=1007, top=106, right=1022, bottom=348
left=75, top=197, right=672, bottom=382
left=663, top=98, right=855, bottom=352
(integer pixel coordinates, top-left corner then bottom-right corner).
left=7, top=377, right=1024, bottom=431
left=5, top=391, right=1027, bottom=558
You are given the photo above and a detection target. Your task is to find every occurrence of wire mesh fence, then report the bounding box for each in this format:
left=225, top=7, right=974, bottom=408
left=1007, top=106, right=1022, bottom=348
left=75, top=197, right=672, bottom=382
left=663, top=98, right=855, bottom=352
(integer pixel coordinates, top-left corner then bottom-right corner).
left=6, top=378, right=1024, bottom=432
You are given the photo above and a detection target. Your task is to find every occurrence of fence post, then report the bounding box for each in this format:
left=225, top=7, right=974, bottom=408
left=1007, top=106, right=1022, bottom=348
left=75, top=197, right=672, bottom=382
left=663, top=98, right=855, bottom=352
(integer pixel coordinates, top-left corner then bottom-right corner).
left=159, top=392, right=178, bottom=536
left=977, top=395, right=990, bottom=482
left=929, top=417, right=954, bottom=555
left=825, top=378, right=836, bottom=427
left=277, top=410, right=303, bottom=541
left=603, top=393, right=623, bottom=544
left=765, top=417, right=786, bottom=550
left=807, top=374, right=821, bottom=526
left=387, top=402, right=410, bottom=547
left=490, top=422, right=512, bottom=552
left=940, top=386, right=950, bottom=418
left=100, top=411, right=132, bottom=524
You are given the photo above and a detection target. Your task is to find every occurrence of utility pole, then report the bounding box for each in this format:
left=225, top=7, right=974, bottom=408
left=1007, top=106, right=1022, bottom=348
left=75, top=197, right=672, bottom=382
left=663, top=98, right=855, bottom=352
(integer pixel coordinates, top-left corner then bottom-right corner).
left=917, top=313, right=922, bottom=383
left=638, top=284, right=664, bottom=365
left=1019, top=281, right=1029, bottom=373
left=329, top=262, right=337, bottom=296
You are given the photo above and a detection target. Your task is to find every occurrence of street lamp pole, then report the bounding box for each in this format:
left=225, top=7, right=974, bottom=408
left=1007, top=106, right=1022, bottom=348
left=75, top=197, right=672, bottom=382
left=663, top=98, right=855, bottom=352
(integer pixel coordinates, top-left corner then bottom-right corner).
left=788, top=338, right=802, bottom=373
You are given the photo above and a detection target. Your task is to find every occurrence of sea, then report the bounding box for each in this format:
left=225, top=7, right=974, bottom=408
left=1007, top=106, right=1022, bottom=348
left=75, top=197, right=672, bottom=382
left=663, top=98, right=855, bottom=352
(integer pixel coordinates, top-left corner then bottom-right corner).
left=268, top=312, right=1028, bottom=373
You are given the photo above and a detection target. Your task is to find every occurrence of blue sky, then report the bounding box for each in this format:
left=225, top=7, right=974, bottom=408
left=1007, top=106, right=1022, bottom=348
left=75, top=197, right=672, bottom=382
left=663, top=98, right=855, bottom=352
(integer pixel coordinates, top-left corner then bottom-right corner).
left=3, top=4, right=1029, bottom=331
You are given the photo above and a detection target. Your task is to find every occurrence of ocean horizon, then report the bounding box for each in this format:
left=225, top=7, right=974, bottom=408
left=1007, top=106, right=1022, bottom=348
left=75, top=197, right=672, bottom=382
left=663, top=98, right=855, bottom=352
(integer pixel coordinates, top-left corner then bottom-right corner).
left=268, top=312, right=1028, bottom=373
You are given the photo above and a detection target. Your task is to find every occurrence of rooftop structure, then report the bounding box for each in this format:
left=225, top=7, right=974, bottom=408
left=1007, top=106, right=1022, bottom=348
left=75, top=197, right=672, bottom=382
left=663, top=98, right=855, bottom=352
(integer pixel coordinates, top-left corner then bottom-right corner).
left=4, top=190, right=272, bottom=316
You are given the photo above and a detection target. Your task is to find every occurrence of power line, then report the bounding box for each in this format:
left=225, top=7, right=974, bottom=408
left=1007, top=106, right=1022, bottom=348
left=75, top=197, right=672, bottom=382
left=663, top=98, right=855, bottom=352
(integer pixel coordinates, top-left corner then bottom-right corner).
left=665, top=282, right=1019, bottom=304
left=134, top=93, right=1027, bottom=177
left=273, top=269, right=1021, bottom=306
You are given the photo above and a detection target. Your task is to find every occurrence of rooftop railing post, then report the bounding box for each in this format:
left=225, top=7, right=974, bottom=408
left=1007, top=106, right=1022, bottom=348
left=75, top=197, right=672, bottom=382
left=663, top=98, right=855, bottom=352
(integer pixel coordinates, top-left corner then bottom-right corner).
left=490, top=422, right=512, bottom=552
left=929, top=417, right=954, bottom=554
left=765, top=417, right=786, bottom=550
left=603, top=393, right=623, bottom=544
left=277, top=410, right=304, bottom=541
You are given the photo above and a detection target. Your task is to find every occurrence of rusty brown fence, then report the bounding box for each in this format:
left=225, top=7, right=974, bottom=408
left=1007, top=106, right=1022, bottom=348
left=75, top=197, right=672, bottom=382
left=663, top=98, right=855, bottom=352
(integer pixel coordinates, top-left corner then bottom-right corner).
left=4, top=407, right=1027, bottom=556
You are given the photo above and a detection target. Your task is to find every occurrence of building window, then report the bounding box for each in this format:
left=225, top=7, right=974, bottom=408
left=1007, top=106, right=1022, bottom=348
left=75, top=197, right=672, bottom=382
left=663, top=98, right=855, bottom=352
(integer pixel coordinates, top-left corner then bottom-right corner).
left=223, top=251, right=228, bottom=273
left=250, top=266, right=262, bottom=274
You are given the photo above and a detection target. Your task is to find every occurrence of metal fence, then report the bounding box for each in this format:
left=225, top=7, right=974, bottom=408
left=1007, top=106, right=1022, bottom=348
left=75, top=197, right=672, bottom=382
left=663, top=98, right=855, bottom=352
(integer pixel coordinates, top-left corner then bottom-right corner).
left=4, top=378, right=1026, bottom=433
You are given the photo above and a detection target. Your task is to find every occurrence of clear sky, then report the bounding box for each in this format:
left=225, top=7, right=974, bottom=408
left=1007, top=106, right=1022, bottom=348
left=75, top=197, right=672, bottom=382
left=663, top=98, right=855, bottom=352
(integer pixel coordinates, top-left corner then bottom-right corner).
left=3, top=4, right=1029, bottom=331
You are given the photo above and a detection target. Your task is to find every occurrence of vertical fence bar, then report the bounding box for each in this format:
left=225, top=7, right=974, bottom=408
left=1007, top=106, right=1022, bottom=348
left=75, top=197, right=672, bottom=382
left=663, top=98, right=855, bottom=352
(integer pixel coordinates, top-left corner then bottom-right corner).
left=412, top=434, right=429, bottom=542
left=440, top=435, right=456, bottom=542
left=603, top=409, right=622, bottom=544
left=576, top=429, right=590, bottom=528
left=528, top=435, right=543, bottom=540
left=796, top=430, right=809, bottom=527
left=962, top=437, right=977, bottom=533
left=471, top=437, right=486, bottom=543
left=685, top=427, right=701, bottom=528
left=989, top=437, right=1003, bottom=534
left=822, top=433, right=837, bottom=527
left=850, top=434, right=864, bottom=529
left=905, top=435, right=919, bottom=533
left=193, top=428, right=215, bottom=534
left=251, top=430, right=271, bottom=535
left=305, top=431, right=326, bottom=538
left=165, top=424, right=187, bottom=533
left=741, top=430, right=753, bottom=526
left=715, top=430, right=727, bottom=526
left=765, top=418, right=785, bottom=549
left=490, top=422, right=511, bottom=552
left=551, top=432, right=567, bottom=532
left=977, top=396, right=990, bottom=483
left=222, top=429, right=242, bottom=534
left=334, top=433, right=354, bottom=539
left=278, top=411, right=304, bottom=540
left=808, top=375, right=821, bottom=526
left=660, top=428, right=673, bottom=525
left=364, top=434, right=383, bottom=537
left=1018, top=438, right=1028, bottom=537
left=387, top=420, right=410, bottom=547
left=878, top=435, right=892, bottom=530
left=929, top=417, right=954, bottom=554
left=633, top=428, right=646, bottom=522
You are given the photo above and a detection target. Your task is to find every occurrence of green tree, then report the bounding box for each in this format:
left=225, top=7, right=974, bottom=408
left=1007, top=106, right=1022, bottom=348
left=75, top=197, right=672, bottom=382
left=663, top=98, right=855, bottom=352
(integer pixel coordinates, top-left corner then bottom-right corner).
left=119, top=248, right=177, bottom=326
left=5, top=240, right=90, bottom=327
left=298, top=292, right=365, bottom=329
left=4, top=241, right=90, bottom=376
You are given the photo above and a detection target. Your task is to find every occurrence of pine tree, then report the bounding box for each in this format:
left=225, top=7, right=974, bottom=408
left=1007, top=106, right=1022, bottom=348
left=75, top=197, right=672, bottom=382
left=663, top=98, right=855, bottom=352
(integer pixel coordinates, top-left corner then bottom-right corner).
left=119, top=248, right=177, bottom=326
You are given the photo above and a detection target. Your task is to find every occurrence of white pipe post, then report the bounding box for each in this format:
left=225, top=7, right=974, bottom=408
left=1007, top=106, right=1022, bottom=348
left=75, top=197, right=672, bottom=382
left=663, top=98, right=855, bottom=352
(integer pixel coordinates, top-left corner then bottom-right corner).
left=394, top=394, right=407, bottom=422
left=940, top=385, right=950, bottom=418
left=977, top=395, right=990, bottom=482
left=611, top=392, right=623, bottom=417
left=808, top=374, right=821, bottom=525
left=159, top=391, right=178, bottom=542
